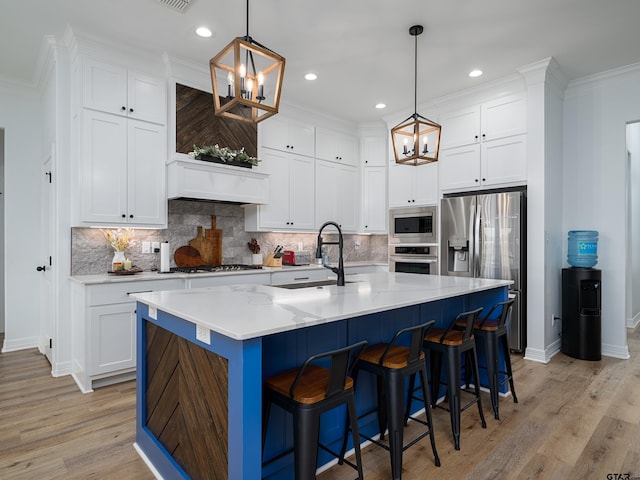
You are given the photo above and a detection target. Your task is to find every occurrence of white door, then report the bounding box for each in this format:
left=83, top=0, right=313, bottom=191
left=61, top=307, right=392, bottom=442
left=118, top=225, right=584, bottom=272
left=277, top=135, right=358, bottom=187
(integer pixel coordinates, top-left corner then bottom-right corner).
left=41, top=146, right=56, bottom=363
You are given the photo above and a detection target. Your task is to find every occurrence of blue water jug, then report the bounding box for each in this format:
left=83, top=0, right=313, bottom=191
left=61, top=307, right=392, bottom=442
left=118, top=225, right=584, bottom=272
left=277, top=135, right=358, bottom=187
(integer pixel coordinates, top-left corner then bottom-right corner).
left=567, top=230, right=598, bottom=268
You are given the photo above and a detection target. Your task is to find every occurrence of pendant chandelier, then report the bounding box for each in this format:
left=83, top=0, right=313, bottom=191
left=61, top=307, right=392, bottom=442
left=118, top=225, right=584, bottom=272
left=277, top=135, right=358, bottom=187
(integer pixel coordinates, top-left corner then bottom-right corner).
left=391, top=25, right=441, bottom=166
left=209, top=0, right=285, bottom=124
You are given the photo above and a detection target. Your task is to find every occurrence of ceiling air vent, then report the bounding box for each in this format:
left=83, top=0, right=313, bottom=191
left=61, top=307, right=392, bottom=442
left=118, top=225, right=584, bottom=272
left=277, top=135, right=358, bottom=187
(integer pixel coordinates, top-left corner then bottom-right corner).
left=157, top=0, right=192, bottom=13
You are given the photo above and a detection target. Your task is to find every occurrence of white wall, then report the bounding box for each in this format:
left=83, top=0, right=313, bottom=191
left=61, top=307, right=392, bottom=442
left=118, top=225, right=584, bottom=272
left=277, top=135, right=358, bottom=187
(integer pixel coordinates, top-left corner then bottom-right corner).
left=627, top=122, right=640, bottom=327
left=562, top=65, right=640, bottom=359
left=0, top=80, right=42, bottom=351
left=0, top=129, right=4, bottom=333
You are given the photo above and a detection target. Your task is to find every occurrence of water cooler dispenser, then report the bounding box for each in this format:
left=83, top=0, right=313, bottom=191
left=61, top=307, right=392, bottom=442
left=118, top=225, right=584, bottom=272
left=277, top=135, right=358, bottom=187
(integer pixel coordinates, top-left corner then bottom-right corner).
left=561, top=268, right=601, bottom=360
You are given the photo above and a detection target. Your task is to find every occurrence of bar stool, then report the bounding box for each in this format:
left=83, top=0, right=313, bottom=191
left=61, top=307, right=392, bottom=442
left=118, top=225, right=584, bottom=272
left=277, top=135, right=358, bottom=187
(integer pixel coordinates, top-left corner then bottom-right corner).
left=463, top=298, right=518, bottom=420
left=342, top=321, right=440, bottom=480
left=422, top=307, right=487, bottom=450
left=262, top=340, right=368, bottom=480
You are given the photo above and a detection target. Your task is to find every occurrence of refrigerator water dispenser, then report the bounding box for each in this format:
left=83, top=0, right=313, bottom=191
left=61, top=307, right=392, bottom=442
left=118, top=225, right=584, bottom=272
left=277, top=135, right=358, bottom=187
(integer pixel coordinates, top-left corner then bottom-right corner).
left=447, top=240, right=469, bottom=272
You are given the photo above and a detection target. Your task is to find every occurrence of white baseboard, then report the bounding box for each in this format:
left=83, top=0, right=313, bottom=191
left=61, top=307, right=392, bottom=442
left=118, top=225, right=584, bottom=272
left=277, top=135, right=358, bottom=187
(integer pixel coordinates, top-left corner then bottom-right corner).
left=601, top=343, right=630, bottom=359
left=1, top=335, right=39, bottom=353
left=133, top=443, right=164, bottom=480
left=628, top=311, right=640, bottom=329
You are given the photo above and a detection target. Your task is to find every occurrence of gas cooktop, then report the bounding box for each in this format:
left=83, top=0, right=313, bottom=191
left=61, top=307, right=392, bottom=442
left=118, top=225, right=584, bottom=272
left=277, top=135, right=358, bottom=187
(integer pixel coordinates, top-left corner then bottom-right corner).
left=170, top=264, right=263, bottom=274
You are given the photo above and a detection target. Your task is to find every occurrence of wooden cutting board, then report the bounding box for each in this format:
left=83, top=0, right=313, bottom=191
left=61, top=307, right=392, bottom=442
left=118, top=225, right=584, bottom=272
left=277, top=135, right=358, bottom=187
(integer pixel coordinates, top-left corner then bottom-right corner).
left=174, top=245, right=204, bottom=267
left=188, top=216, right=222, bottom=266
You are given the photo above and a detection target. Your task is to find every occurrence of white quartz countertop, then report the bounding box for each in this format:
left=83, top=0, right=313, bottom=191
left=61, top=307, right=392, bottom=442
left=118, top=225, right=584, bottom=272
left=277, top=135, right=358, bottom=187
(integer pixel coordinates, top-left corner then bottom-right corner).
left=68, top=262, right=387, bottom=285
left=131, top=272, right=512, bottom=341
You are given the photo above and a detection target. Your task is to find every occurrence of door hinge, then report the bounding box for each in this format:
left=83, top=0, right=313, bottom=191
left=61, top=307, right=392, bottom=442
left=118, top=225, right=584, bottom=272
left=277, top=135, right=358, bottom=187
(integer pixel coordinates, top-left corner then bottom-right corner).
left=49, top=338, right=52, bottom=349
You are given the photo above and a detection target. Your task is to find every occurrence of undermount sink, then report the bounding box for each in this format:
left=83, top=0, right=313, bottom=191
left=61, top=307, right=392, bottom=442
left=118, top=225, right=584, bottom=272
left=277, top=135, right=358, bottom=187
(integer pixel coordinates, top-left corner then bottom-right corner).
left=272, top=279, right=356, bottom=289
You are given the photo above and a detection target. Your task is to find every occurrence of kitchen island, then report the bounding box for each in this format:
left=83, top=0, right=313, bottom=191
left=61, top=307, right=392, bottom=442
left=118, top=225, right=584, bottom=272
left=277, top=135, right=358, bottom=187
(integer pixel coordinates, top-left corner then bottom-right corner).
left=132, top=272, right=511, bottom=479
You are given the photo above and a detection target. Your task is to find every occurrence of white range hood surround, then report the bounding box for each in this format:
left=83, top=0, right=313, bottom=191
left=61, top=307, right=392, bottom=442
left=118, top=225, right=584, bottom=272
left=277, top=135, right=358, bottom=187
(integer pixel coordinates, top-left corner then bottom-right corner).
left=167, top=154, right=269, bottom=204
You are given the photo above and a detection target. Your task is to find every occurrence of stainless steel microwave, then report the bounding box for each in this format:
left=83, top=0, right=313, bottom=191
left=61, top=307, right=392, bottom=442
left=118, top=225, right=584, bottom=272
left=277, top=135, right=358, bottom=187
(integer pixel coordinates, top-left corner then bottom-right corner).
left=389, top=206, right=437, bottom=244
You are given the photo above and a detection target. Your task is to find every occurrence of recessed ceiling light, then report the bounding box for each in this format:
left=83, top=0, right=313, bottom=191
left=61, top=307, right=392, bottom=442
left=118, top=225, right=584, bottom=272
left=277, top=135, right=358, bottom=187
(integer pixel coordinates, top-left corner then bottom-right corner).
left=375, top=103, right=386, bottom=109
left=469, top=69, right=483, bottom=78
left=196, top=26, right=212, bottom=38
left=305, top=73, right=318, bottom=81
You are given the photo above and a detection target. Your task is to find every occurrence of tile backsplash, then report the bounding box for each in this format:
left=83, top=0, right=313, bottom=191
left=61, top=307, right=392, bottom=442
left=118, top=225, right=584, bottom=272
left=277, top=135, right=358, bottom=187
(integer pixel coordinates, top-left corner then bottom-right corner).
left=71, top=200, right=388, bottom=275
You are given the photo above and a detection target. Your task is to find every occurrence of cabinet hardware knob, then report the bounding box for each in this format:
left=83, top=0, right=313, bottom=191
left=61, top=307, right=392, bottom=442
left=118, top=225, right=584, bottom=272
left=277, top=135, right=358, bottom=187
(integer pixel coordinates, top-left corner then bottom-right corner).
left=475, top=135, right=478, bottom=139
left=129, top=108, right=134, bottom=113
left=121, top=214, right=126, bottom=218
left=482, top=178, right=486, bottom=182
left=121, top=106, right=126, bottom=111
left=482, top=133, right=486, bottom=138
left=475, top=179, right=479, bottom=182
left=129, top=214, right=134, bottom=218
left=36, top=265, right=46, bottom=272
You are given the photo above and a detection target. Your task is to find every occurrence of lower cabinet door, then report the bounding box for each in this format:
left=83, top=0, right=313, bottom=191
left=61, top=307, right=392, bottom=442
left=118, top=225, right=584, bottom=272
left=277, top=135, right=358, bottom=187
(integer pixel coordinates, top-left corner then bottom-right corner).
left=89, top=303, right=136, bottom=375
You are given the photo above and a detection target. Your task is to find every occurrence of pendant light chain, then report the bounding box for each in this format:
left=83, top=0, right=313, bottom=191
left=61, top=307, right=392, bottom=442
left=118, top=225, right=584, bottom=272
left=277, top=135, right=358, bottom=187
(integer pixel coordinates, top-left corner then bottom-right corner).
left=413, top=31, right=418, bottom=117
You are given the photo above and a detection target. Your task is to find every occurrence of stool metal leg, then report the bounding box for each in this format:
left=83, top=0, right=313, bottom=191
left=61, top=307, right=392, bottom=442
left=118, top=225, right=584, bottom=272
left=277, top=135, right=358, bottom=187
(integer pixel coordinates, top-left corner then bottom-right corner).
left=444, top=348, right=462, bottom=450
left=501, top=334, right=518, bottom=404
left=469, top=345, right=487, bottom=429
left=484, top=332, right=501, bottom=419
left=346, top=394, right=365, bottom=480
left=385, top=370, right=405, bottom=480
left=293, top=408, right=320, bottom=480
left=418, top=366, right=441, bottom=467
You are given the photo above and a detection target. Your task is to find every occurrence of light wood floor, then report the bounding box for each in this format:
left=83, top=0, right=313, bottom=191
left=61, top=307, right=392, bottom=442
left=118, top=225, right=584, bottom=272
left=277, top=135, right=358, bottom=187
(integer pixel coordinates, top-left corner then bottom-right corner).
left=1, top=329, right=639, bottom=480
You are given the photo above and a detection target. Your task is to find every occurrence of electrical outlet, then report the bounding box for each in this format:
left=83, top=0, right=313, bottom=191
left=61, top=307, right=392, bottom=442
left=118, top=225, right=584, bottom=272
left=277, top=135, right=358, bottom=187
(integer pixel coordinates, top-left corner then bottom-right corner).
left=152, top=241, right=160, bottom=251
left=298, top=242, right=303, bottom=251
left=551, top=314, right=560, bottom=327
left=142, top=241, right=151, bottom=254
left=355, top=237, right=361, bottom=250
left=196, top=324, right=211, bottom=345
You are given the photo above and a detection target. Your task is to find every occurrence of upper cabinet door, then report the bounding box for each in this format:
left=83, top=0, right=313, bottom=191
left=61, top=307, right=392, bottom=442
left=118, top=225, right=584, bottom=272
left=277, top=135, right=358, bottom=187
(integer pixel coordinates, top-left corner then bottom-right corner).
left=481, top=95, right=526, bottom=141
left=289, top=120, right=315, bottom=158
left=438, top=105, right=480, bottom=150
left=127, top=72, right=167, bottom=125
left=82, top=59, right=128, bottom=116
left=316, top=128, right=358, bottom=166
left=362, top=135, right=387, bottom=167
left=260, top=116, right=315, bottom=157
left=82, top=58, right=166, bottom=125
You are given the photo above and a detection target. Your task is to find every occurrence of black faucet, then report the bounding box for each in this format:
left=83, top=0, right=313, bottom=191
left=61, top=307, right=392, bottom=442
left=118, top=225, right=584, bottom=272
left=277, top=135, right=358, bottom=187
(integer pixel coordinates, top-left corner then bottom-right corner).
left=316, top=221, right=345, bottom=286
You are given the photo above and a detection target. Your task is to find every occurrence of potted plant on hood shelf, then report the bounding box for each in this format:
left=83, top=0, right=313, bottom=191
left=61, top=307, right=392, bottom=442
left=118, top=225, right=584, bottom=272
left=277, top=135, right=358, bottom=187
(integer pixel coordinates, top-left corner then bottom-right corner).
left=192, top=144, right=260, bottom=168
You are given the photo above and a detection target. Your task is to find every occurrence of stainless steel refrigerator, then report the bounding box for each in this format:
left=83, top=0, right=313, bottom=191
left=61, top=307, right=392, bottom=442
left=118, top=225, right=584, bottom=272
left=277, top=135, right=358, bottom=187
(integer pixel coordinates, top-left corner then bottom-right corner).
left=440, top=189, right=526, bottom=352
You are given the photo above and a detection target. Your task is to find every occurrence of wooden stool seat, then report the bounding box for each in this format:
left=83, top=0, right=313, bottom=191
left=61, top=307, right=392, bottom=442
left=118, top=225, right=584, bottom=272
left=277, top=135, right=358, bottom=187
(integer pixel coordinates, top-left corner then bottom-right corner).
left=424, top=328, right=473, bottom=345
left=360, top=343, right=425, bottom=369
left=265, top=365, right=353, bottom=404
left=455, top=318, right=501, bottom=331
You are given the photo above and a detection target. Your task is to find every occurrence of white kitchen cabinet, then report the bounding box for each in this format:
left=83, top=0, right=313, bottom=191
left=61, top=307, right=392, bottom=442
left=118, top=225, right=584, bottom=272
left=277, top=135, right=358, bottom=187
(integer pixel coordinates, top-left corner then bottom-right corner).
left=71, top=277, right=184, bottom=393
left=438, top=94, right=527, bottom=192
left=315, top=127, right=359, bottom=166
left=270, top=268, right=330, bottom=285
left=439, top=134, right=527, bottom=191
left=439, top=94, right=525, bottom=150
left=186, top=272, right=270, bottom=289
left=361, top=135, right=387, bottom=167
left=315, top=159, right=358, bottom=232
left=388, top=162, right=439, bottom=207
left=259, top=115, right=315, bottom=157
left=82, top=58, right=166, bottom=125
left=244, top=149, right=315, bottom=231
left=361, top=166, right=387, bottom=232
left=77, top=109, right=167, bottom=226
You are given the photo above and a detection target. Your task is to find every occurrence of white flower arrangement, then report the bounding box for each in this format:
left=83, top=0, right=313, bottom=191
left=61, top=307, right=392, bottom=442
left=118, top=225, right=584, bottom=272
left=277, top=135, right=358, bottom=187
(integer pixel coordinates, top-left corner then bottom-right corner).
left=102, top=228, right=134, bottom=252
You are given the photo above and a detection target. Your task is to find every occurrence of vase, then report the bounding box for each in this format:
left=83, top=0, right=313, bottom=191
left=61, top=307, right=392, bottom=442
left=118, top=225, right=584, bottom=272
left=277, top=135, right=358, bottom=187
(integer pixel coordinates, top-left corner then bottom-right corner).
left=112, top=251, right=126, bottom=271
